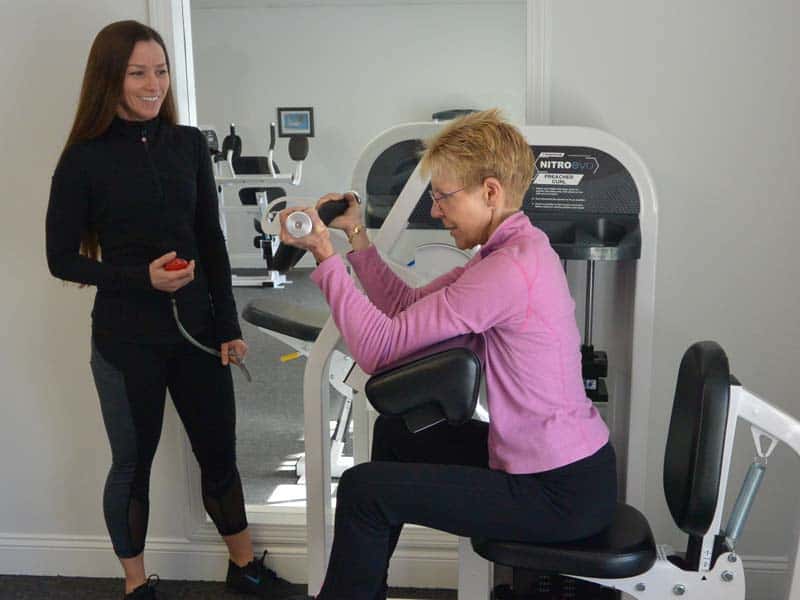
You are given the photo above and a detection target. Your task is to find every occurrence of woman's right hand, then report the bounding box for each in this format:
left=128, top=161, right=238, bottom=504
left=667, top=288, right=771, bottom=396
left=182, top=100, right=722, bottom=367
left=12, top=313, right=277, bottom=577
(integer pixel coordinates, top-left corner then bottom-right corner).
left=149, top=251, right=195, bottom=293
left=316, top=192, right=362, bottom=232
left=278, top=207, right=335, bottom=264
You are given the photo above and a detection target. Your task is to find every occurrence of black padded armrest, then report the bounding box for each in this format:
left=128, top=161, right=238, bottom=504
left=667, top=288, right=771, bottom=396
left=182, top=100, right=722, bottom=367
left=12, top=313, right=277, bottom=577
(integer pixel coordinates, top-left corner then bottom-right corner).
left=240, top=270, right=329, bottom=342
left=242, top=298, right=328, bottom=342
left=365, top=348, right=481, bottom=433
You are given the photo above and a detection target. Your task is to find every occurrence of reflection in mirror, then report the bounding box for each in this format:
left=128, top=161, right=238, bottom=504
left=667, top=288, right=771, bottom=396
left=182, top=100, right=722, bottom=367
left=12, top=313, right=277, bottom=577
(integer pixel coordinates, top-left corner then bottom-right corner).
left=191, top=0, right=526, bottom=509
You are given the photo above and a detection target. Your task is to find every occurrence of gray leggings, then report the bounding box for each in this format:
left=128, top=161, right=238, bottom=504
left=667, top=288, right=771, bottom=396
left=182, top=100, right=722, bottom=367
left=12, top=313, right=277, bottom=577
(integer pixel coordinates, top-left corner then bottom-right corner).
left=90, top=333, right=246, bottom=558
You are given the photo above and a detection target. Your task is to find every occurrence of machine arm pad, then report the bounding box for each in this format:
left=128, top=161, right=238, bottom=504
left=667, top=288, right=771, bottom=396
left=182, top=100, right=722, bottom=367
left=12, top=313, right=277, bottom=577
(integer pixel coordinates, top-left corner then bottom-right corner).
left=364, top=348, right=481, bottom=433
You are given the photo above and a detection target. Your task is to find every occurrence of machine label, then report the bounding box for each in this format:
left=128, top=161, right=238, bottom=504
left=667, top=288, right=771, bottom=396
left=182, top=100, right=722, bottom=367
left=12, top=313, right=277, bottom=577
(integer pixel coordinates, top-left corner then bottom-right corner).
left=534, top=173, right=584, bottom=186
left=524, top=146, right=640, bottom=216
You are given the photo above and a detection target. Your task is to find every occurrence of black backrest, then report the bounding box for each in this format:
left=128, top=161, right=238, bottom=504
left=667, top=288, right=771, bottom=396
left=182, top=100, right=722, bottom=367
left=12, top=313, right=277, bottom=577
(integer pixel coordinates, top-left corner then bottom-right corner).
left=240, top=187, right=286, bottom=207
left=664, top=341, right=731, bottom=539
left=232, top=155, right=277, bottom=175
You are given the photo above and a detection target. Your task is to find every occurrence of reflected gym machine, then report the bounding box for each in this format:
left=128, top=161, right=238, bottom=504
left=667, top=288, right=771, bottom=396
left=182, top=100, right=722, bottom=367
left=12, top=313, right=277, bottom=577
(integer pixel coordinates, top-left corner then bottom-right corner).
left=203, top=118, right=312, bottom=287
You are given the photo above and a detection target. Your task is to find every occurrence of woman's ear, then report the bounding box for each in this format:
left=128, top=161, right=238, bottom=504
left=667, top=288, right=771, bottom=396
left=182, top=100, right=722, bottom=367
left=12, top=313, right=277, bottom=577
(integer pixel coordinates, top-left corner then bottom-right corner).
left=484, top=177, right=503, bottom=209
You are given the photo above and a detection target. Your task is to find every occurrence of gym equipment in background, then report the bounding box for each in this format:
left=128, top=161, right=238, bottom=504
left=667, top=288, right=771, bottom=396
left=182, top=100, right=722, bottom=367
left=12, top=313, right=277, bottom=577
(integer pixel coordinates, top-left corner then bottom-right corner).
left=208, top=118, right=313, bottom=287
left=202, top=128, right=220, bottom=156
left=221, top=123, right=242, bottom=160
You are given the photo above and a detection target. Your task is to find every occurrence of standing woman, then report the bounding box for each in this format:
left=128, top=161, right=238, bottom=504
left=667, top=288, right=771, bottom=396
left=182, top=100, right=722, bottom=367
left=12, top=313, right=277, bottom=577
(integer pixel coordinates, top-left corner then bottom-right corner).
left=46, top=20, right=293, bottom=600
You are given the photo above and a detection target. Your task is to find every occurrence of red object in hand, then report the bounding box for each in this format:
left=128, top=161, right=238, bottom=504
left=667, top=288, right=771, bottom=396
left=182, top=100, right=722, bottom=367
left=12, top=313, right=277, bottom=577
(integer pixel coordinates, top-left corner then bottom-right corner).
left=164, top=258, right=189, bottom=271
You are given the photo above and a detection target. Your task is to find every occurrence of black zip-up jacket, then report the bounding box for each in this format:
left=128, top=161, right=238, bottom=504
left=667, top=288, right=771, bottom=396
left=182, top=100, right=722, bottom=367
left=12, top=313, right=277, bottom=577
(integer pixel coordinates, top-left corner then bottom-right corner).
left=46, top=116, right=241, bottom=344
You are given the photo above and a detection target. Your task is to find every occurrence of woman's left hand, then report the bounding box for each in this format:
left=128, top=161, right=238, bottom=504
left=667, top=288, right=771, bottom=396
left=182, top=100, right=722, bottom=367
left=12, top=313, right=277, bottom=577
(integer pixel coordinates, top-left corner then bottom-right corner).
left=278, top=207, right=335, bottom=264
left=221, top=338, right=248, bottom=366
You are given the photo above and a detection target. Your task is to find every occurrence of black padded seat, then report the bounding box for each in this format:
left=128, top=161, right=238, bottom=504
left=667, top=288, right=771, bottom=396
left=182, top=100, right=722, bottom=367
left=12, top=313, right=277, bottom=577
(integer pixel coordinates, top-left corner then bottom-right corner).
left=242, top=298, right=328, bottom=342
left=471, top=503, right=657, bottom=579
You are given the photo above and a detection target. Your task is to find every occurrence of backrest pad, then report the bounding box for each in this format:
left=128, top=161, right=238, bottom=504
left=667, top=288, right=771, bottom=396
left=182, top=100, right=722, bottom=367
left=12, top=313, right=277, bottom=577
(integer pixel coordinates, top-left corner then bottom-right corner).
left=663, top=341, right=731, bottom=537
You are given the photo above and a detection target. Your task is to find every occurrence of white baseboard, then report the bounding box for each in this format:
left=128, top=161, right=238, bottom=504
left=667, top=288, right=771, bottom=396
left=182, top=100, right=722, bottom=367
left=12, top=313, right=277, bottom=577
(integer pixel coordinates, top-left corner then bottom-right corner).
left=742, top=555, right=791, bottom=600
left=0, top=533, right=235, bottom=581
left=0, top=532, right=788, bottom=598
left=0, top=529, right=459, bottom=588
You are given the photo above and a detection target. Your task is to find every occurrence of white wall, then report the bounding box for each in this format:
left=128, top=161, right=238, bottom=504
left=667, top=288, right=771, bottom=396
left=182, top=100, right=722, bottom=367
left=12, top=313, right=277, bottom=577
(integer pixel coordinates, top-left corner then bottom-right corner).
left=547, top=1, right=800, bottom=596
left=191, top=1, right=526, bottom=198
left=0, top=0, right=233, bottom=583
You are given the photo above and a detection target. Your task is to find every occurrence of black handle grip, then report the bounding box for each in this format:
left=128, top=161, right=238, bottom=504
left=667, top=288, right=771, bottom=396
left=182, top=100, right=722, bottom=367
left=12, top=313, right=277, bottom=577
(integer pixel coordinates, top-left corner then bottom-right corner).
left=271, top=197, right=354, bottom=274
left=317, top=198, right=349, bottom=224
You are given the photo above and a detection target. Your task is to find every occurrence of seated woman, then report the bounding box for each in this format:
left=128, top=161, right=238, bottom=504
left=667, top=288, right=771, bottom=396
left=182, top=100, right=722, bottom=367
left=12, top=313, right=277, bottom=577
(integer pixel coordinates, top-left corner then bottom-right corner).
left=279, top=109, right=616, bottom=600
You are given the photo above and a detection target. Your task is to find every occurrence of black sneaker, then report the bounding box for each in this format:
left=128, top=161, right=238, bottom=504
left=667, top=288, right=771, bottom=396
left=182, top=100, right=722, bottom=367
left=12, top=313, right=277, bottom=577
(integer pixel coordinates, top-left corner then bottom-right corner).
left=124, top=574, right=160, bottom=599
left=226, top=550, right=299, bottom=598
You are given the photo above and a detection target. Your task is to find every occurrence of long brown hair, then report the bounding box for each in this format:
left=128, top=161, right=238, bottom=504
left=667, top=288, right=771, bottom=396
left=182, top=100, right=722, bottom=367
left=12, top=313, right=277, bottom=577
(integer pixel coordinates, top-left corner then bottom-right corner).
left=62, top=20, right=178, bottom=260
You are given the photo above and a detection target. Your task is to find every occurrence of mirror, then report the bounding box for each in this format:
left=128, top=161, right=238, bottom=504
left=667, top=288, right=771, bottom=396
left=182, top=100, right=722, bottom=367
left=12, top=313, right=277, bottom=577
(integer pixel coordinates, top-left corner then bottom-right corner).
left=190, top=0, right=527, bottom=509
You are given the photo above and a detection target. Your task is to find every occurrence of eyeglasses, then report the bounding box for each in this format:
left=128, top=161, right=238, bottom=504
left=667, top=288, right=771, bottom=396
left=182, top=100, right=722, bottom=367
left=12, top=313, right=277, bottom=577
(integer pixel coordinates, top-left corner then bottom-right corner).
left=428, top=186, right=466, bottom=208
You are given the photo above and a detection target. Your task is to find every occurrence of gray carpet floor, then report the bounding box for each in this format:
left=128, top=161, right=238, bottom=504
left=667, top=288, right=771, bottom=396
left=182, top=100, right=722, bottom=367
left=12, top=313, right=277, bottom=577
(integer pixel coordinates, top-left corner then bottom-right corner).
left=0, top=575, right=456, bottom=599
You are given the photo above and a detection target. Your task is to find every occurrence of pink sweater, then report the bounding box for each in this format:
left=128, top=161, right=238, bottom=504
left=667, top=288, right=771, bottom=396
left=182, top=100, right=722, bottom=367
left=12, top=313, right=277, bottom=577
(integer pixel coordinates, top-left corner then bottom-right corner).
left=311, top=212, right=609, bottom=473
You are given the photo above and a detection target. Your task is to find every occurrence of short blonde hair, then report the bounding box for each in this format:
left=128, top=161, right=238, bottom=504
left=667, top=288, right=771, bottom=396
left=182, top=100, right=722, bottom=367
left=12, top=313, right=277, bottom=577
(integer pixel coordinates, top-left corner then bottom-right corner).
left=419, top=109, right=535, bottom=209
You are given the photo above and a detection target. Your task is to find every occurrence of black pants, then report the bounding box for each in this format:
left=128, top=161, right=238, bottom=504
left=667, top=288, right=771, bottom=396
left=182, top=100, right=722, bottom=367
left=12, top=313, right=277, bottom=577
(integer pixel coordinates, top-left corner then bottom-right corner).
left=90, top=333, right=247, bottom=558
left=317, top=416, right=617, bottom=600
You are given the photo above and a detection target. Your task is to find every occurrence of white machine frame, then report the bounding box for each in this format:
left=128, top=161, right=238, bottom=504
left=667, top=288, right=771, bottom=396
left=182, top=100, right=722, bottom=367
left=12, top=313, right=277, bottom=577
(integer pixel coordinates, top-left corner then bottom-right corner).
left=300, top=122, right=659, bottom=595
